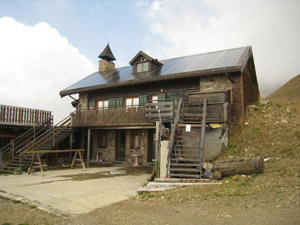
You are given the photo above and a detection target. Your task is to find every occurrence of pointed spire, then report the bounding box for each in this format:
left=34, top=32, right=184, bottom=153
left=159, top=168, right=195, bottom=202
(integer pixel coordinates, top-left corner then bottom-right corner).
left=98, top=43, right=116, bottom=62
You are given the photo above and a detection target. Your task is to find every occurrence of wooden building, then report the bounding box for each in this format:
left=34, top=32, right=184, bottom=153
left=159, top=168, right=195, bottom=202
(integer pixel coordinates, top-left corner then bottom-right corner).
left=60, top=44, right=259, bottom=176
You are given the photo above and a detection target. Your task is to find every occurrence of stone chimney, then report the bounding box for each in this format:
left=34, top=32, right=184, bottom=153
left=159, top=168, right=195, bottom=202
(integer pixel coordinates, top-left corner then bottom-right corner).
left=98, top=43, right=116, bottom=73
left=99, top=60, right=115, bottom=73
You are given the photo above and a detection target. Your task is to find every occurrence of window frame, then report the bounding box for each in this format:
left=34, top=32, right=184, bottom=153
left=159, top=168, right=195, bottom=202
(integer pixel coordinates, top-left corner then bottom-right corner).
left=96, top=99, right=109, bottom=110
left=130, top=130, right=141, bottom=149
left=151, top=94, right=158, bottom=103
left=136, top=61, right=150, bottom=73
left=124, top=97, right=139, bottom=109
left=98, top=130, right=107, bottom=148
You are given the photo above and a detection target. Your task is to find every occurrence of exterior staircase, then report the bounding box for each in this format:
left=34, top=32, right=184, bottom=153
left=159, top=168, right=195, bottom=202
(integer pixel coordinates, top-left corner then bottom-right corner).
left=0, top=116, right=71, bottom=171
left=167, top=99, right=207, bottom=179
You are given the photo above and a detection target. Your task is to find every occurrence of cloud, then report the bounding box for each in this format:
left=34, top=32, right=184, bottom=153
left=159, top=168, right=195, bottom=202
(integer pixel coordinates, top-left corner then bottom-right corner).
left=140, top=0, right=300, bottom=96
left=0, top=17, right=96, bottom=122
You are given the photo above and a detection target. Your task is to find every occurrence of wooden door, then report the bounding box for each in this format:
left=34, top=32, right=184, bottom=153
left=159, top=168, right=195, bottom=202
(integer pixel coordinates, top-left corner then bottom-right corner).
left=147, top=130, right=155, bottom=162
left=115, top=131, right=126, bottom=161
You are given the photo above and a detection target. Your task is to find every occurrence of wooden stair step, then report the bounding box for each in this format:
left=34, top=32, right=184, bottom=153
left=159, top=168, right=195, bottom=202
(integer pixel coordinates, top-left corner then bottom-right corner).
left=169, top=168, right=200, bottom=172
left=170, top=163, right=200, bottom=167
left=169, top=174, right=200, bottom=178
left=171, top=158, right=200, bottom=161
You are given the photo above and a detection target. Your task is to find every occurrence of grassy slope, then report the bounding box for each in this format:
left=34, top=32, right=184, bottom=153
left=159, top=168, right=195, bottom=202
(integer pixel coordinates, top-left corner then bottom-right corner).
left=267, top=74, right=300, bottom=101
left=267, top=74, right=300, bottom=115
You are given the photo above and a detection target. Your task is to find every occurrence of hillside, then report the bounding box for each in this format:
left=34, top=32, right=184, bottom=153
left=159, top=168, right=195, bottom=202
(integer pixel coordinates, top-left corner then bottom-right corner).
left=268, top=74, right=300, bottom=101
left=267, top=74, right=300, bottom=115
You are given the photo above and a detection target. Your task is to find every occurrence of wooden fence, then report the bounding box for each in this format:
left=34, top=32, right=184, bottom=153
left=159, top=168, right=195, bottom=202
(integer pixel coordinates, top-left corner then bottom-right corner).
left=0, top=104, right=52, bottom=126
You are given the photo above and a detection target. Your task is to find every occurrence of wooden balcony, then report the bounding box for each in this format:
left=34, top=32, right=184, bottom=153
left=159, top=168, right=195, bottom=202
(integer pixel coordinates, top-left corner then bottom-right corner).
left=0, top=104, right=53, bottom=126
left=71, top=107, right=154, bottom=127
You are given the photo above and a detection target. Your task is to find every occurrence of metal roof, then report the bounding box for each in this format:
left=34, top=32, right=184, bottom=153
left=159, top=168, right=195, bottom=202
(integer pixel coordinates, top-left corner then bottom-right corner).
left=60, top=46, right=252, bottom=97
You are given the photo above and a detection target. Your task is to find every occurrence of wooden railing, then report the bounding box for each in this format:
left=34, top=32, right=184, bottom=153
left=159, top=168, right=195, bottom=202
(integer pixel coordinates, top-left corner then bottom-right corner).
left=0, top=104, right=53, bottom=126
left=166, top=98, right=182, bottom=177
left=145, top=101, right=174, bottom=122
left=71, top=106, right=151, bottom=127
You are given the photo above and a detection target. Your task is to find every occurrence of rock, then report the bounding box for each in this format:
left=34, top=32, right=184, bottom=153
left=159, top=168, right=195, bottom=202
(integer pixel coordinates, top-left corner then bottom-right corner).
left=202, top=162, right=213, bottom=170
left=281, top=119, right=288, bottom=124
left=228, top=155, right=236, bottom=160
left=275, top=197, right=280, bottom=201
left=213, top=170, right=222, bottom=180
left=222, top=214, right=232, bottom=219
left=260, top=99, right=270, bottom=105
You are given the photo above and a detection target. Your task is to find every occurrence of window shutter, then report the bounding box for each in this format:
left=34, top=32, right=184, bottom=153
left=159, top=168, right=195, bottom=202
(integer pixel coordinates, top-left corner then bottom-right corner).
left=168, top=91, right=182, bottom=100
left=89, top=100, right=95, bottom=109
left=139, top=95, right=148, bottom=106
left=115, top=97, right=123, bottom=108
left=158, top=93, right=165, bottom=102
left=108, top=98, right=116, bottom=108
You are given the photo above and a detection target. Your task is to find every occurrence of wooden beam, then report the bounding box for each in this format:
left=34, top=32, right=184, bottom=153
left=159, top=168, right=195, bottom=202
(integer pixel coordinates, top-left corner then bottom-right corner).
left=177, top=124, right=209, bottom=128
left=27, top=149, right=85, bottom=154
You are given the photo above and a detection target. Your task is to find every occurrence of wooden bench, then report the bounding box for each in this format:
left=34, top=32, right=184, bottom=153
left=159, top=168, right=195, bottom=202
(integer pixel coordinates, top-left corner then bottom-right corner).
left=27, top=149, right=86, bottom=176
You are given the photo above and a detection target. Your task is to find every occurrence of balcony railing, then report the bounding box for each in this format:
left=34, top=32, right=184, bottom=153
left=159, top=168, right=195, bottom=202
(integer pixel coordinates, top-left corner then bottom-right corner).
left=71, top=106, right=152, bottom=127
left=0, top=104, right=53, bottom=126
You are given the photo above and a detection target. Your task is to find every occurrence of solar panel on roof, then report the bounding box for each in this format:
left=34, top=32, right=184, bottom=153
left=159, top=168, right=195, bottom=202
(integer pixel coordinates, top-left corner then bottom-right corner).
left=61, top=46, right=249, bottom=94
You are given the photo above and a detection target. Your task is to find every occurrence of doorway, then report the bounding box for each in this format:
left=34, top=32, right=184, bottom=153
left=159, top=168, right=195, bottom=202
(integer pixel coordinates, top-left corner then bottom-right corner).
left=148, top=130, right=155, bottom=162
left=115, top=131, right=126, bottom=161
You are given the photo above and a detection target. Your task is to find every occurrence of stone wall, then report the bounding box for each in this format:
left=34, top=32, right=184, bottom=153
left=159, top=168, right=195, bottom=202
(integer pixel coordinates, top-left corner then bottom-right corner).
left=91, top=129, right=149, bottom=164
left=200, top=75, right=231, bottom=92
left=79, top=92, right=88, bottom=111
left=125, top=130, right=148, bottom=164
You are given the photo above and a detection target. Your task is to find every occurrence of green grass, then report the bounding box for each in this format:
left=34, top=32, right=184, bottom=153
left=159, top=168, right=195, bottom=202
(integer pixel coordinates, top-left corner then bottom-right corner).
left=12, top=200, right=22, bottom=204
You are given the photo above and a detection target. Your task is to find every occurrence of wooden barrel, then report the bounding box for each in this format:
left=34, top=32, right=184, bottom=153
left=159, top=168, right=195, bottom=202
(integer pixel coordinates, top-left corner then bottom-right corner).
left=213, top=157, right=264, bottom=177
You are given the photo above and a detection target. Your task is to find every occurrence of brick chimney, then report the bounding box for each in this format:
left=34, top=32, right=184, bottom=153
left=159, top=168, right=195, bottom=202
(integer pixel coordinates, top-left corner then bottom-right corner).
left=98, top=43, right=116, bottom=73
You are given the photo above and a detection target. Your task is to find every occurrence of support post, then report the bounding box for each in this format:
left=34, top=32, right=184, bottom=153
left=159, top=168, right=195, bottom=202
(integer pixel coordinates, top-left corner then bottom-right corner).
left=87, top=128, right=91, bottom=168
left=155, top=121, right=160, bottom=177
left=69, top=130, right=73, bottom=161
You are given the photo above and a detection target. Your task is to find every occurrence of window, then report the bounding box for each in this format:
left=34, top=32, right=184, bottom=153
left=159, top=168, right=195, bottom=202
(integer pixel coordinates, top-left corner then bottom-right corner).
left=97, top=100, right=108, bottom=110
left=98, top=131, right=107, bottom=148
left=151, top=95, right=158, bottom=103
left=136, top=62, right=150, bottom=73
left=125, top=97, right=139, bottom=108
left=130, top=130, right=141, bottom=149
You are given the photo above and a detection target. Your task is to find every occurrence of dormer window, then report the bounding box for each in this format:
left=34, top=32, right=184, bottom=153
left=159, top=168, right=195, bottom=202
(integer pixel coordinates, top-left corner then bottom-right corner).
left=137, top=61, right=150, bottom=73
left=129, top=51, right=162, bottom=75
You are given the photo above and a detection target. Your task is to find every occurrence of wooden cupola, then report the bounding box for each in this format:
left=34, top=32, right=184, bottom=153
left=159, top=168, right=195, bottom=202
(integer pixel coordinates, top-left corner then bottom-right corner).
left=98, top=43, right=116, bottom=73
left=129, top=51, right=162, bottom=74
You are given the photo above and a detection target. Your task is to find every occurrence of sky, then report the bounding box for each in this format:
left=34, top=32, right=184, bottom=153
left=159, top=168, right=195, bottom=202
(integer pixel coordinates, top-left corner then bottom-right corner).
left=0, top=0, right=299, bottom=122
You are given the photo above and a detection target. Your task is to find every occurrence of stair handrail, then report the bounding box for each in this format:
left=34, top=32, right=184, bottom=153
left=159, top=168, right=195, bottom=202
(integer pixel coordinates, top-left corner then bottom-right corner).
left=166, top=98, right=182, bottom=177
left=0, top=115, right=53, bottom=159
left=16, top=115, right=71, bottom=157
left=198, top=99, right=207, bottom=178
